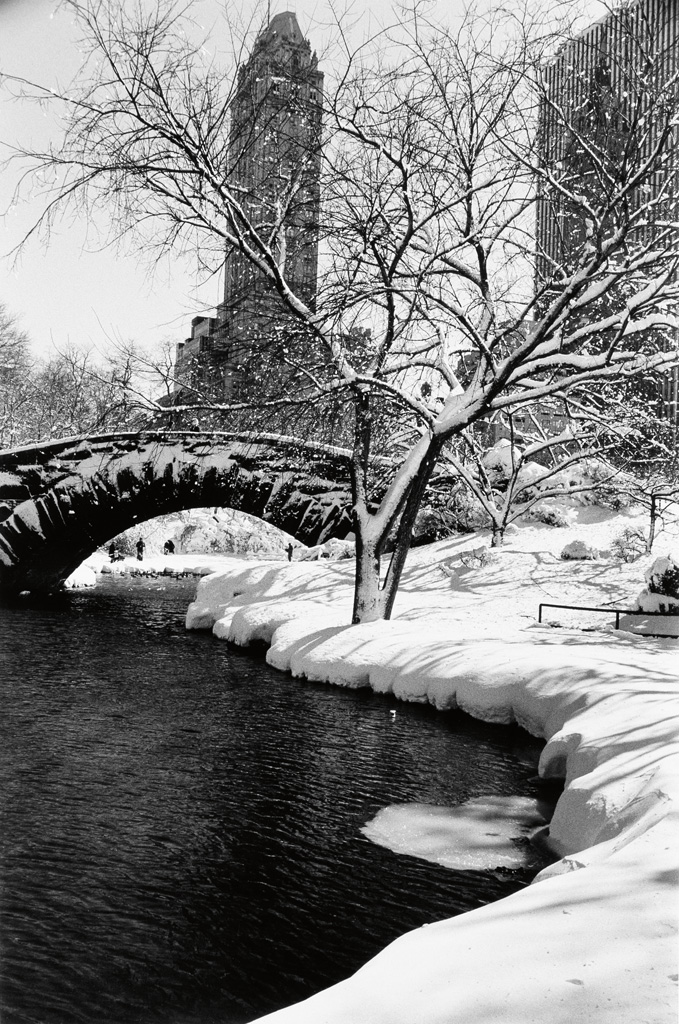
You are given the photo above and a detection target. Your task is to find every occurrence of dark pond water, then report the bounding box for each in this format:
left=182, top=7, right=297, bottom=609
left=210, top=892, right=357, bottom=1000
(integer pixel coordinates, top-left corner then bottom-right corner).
left=0, top=576, right=553, bottom=1024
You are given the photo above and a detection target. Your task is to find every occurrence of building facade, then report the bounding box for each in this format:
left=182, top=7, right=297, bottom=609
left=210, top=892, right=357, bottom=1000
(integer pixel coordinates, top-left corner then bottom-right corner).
left=536, top=0, right=678, bottom=425
left=175, top=12, right=323, bottom=405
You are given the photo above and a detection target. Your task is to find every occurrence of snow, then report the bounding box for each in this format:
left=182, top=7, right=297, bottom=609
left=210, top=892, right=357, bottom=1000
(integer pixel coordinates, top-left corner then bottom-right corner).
left=634, top=554, right=679, bottom=618
left=85, top=551, right=243, bottom=584
left=361, top=796, right=550, bottom=871
left=218, top=600, right=345, bottom=647
left=182, top=504, right=679, bottom=1024
left=79, top=507, right=308, bottom=589
left=480, top=440, right=545, bottom=490
left=63, top=564, right=97, bottom=589
left=297, top=537, right=355, bottom=561
left=560, top=538, right=599, bottom=560
left=108, top=507, right=301, bottom=558
left=634, top=591, right=679, bottom=614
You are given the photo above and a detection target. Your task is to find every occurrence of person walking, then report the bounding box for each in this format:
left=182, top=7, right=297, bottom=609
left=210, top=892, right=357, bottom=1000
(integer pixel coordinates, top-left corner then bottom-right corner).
left=136, top=537, right=145, bottom=561
left=286, top=542, right=294, bottom=562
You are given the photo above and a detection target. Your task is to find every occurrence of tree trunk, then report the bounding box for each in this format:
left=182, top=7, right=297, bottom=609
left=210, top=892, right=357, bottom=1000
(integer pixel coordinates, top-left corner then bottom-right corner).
left=349, top=386, right=389, bottom=624
left=381, top=440, right=442, bottom=619
left=350, top=437, right=442, bottom=624
left=352, top=533, right=386, bottom=623
left=647, top=494, right=657, bottom=553
left=491, top=524, right=505, bottom=547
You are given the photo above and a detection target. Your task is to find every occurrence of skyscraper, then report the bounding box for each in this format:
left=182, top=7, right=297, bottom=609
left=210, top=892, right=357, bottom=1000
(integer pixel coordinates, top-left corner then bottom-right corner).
left=175, top=12, right=323, bottom=404
left=535, top=0, right=678, bottom=423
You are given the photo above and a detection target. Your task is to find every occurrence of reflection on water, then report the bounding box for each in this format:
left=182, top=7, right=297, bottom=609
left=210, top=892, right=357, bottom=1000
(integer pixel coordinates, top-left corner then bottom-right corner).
left=0, top=577, right=553, bottom=1024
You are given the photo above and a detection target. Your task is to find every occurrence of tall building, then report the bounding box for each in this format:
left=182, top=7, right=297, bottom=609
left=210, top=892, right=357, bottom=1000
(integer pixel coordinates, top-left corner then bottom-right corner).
left=536, top=0, right=678, bottom=424
left=175, top=12, right=323, bottom=404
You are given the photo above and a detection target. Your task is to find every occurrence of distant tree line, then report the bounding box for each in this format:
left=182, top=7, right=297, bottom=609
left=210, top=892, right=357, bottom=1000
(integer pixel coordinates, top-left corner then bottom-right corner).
left=0, top=302, right=140, bottom=447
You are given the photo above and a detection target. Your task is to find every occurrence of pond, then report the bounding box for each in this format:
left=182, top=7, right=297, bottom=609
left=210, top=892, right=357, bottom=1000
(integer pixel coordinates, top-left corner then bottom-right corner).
left=0, top=577, right=554, bottom=1024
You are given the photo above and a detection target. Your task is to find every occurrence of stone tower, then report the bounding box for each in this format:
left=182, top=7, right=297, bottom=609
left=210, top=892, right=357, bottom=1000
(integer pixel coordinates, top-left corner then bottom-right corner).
left=219, top=11, right=323, bottom=399
left=175, top=12, right=323, bottom=406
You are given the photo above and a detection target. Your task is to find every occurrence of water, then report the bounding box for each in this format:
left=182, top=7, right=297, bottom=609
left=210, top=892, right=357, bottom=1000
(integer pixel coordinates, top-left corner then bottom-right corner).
left=0, top=577, right=554, bottom=1024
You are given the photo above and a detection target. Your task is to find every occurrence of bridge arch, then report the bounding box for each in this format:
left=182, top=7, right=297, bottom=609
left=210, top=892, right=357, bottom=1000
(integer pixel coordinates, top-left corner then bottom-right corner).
left=0, top=432, right=353, bottom=594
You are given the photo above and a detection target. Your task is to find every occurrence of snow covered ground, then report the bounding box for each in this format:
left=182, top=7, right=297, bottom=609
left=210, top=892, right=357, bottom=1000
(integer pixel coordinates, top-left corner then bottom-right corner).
left=74, top=507, right=302, bottom=585
left=182, top=505, right=679, bottom=1024
left=107, top=507, right=302, bottom=558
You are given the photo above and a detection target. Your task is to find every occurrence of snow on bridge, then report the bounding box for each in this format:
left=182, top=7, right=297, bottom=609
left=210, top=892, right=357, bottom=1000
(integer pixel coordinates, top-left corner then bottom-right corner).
left=0, top=431, right=353, bottom=594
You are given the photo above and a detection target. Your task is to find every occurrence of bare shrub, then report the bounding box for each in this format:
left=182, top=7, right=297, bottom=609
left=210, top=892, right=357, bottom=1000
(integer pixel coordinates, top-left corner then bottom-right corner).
left=610, top=526, right=647, bottom=563
left=527, top=505, right=570, bottom=528
left=460, top=546, right=496, bottom=569
left=449, top=488, right=490, bottom=533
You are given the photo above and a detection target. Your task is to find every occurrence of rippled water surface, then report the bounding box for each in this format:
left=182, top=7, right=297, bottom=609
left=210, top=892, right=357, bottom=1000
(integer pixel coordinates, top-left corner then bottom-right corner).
left=0, top=577, right=550, bottom=1024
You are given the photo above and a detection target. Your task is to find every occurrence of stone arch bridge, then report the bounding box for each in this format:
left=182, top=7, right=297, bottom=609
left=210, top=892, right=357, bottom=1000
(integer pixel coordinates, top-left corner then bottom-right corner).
left=0, top=431, right=353, bottom=594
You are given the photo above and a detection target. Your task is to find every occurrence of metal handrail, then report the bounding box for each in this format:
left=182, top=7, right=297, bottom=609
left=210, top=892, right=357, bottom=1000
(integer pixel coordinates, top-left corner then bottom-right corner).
left=538, top=602, right=678, bottom=630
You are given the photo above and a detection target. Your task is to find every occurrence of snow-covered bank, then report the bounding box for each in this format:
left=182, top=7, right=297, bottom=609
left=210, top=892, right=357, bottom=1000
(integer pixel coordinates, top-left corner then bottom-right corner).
left=82, top=551, right=251, bottom=581
left=63, top=564, right=98, bottom=588
left=186, top=511, right=679, bottom=1024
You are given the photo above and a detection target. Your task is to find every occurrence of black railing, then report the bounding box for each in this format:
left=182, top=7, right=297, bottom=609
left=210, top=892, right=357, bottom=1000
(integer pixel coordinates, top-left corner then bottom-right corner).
left=538, top=602, right=678, bottom=632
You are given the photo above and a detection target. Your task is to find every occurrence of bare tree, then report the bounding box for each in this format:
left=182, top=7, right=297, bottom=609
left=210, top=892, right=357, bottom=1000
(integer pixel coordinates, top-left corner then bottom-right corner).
left=0, top=323, right=143, bottom=447
left=26, top=345, right=140, bottom=439
left=435, top=385, right=663, bottom=546
left=606, top=410, right=679, bottom=552
left=4, top=0, right=678, bottom=621
left=0, top=302, right=35, bottom=448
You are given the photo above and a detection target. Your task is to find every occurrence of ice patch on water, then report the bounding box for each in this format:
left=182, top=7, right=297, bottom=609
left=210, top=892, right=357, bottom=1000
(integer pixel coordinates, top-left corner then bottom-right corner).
left=361, top=796, right=549, bottom=871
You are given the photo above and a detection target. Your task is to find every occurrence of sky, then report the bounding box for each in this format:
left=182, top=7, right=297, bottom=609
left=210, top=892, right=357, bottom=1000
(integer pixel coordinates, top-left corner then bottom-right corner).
left=0, top=0, right=603, bottom=362
left=0, top=0, right=203, bottom=357
left=0, top=0, right=407, bottom=360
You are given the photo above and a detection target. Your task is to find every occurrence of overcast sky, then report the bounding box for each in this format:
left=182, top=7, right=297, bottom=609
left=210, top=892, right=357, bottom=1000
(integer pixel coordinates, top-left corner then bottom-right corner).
left=0, top=0, right=601, bottom=361
left=0, top=1, right=190, bottom=356
left=0, top=0, right=375, bottom=359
